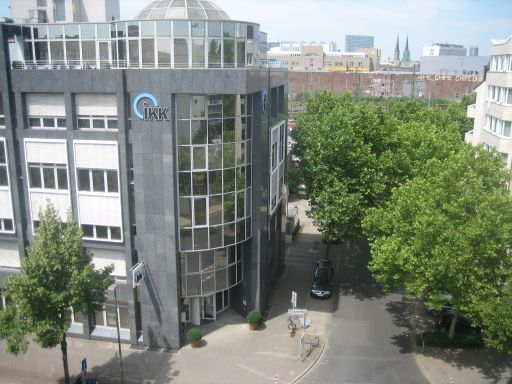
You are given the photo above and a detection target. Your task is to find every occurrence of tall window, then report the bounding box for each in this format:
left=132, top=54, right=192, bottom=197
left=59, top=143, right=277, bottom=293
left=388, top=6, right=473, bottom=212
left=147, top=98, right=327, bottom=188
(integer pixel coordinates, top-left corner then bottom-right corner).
left=0, top=94, right=4, bottom=128
left=0, top=140, right=14, bottom=233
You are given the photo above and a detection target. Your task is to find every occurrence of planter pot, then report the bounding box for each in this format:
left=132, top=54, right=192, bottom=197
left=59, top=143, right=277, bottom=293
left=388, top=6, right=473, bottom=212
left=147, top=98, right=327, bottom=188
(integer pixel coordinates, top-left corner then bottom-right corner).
left=189, top=339, right=202, bottom=348
left=249, top=322, right=259, bottom=330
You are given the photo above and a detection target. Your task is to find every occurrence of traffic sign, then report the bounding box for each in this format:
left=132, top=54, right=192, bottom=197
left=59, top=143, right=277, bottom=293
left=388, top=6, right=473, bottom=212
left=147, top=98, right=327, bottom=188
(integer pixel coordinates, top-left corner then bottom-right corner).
left=291, top=291, right=297, bottom=308
left=288, top=308, right=307, bottom=316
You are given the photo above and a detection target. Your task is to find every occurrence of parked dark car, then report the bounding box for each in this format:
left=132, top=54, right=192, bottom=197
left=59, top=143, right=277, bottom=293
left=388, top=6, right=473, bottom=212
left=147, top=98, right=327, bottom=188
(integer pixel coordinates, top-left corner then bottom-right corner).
left=310, top=264, right=333, bottom=299
left=316, top=258, right=333, bottom=271
left=433, top=305, right=480, bottom=334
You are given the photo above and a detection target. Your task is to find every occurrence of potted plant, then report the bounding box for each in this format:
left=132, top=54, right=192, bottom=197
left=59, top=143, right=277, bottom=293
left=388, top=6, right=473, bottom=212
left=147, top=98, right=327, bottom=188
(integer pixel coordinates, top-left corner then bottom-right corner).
left=246, top=310, right=262, bottom=330
left=186, top=328, right=202, bottom=348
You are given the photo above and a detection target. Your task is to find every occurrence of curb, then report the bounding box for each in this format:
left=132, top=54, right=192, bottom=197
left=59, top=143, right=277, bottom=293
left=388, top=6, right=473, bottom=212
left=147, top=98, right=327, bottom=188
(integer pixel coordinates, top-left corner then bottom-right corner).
left=288, top=337, right=327, bottom=384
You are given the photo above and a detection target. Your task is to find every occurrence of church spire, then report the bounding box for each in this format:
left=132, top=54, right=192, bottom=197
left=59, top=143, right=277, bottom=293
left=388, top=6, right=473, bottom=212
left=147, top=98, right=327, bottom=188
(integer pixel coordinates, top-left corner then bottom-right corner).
left=394, top=35, right=401, bottom=66
left=402, top=35, right=411, bottom=62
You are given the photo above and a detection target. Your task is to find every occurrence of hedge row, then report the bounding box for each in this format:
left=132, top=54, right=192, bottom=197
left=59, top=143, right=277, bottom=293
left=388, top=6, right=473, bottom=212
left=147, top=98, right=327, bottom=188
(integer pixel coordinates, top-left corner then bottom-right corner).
left=416, top=331, right=484, bottom=349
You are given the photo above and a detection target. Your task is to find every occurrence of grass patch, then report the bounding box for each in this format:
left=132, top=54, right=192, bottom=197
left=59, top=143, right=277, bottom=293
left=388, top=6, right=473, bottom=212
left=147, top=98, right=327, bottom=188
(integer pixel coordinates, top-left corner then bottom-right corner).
left=416, top=331, right=484, bottom=349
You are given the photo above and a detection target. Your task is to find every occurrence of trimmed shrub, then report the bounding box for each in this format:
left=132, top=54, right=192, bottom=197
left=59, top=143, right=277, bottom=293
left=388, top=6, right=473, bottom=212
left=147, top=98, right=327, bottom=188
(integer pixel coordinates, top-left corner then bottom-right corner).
left=246, top=310, right=262, bottom=324
left=186, top=328, right=202, bottom=342
left=416, top=331, right=484, bottom=349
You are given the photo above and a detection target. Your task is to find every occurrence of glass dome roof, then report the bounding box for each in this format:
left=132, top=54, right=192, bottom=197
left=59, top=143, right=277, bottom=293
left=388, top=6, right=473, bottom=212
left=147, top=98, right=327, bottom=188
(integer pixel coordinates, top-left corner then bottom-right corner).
left=136, top=0, right=231, bottom=21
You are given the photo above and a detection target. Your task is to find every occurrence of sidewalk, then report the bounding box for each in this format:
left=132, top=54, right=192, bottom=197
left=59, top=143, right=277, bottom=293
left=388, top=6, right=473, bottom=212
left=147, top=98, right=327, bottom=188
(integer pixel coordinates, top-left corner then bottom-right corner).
left=4, top=198, right=509, bottom=383
left=408, top=299, right=512, bottom=384
left=0, top=198, right=331, bottom=384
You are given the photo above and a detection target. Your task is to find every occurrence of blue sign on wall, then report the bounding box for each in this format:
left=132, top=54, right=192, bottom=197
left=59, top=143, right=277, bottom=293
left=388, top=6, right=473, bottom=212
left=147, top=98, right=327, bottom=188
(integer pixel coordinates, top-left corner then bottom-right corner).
left=262, top=91, right=268, bottom=114
left=133, top=93, right=169, bottom=121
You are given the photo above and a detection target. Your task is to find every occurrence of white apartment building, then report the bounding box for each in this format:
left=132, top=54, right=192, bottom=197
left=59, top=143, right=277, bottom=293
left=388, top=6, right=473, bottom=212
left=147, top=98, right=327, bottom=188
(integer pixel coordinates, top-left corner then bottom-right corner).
left=466, top=36, right=512, bottom=167
left=11, top=0, right=120, bottom=23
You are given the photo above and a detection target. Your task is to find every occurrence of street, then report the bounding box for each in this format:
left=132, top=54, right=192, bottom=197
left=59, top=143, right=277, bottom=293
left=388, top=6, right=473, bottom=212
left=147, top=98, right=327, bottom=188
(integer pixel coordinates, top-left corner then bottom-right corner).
left=299, top=239, right=428, bottom=384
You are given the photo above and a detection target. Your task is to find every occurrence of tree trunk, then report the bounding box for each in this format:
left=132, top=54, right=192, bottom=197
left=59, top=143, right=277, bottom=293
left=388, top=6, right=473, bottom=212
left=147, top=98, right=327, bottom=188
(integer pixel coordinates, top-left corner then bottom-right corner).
left=61, top=334, right=70, bottom=384
left=326, top=242, right=331, bottom=259
left=448, top=307, right=459, bottom=340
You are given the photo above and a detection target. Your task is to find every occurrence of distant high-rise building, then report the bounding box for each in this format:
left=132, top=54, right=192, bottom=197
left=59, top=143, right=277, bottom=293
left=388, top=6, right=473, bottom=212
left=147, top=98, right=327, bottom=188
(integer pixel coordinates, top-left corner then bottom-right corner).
left=11, top=0, right=120, bottom=23
left=345, top=35, right=374, bottom=52
left=402, top=36, right=411, bottom=62
left=469, top=46, right=479, bottom=56
left=422, top=43, right=467, bottom=56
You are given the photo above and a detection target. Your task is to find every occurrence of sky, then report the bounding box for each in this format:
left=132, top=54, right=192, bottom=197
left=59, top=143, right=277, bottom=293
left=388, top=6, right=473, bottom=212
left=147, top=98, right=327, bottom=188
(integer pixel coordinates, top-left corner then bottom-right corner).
left=0, top=0, right=511, bottom=61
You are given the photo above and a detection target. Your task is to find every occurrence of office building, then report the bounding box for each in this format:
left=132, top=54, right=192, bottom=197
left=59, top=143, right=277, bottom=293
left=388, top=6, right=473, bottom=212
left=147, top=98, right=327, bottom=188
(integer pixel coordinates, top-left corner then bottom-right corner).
left=345, top=35, right=374, bottom=52
left=0, top=0, right=287, bottom=349
left=419, top=55, right=489, bottom=75
left=422, top=43, right=467, bottom=57
left=466, top=36, right=512, bottom=168
left=420, top=42, right=489, bottom=75
left=267, top=44, right=380, bottom=72
left=11, top=0, right=120, bottom=23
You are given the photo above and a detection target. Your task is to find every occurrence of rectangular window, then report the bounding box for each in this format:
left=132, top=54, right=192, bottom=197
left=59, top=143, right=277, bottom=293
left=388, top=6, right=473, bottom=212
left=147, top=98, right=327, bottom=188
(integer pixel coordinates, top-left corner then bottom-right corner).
left=157, top=39, right=171, bottom=67
left=81, top=224, right=122, bottom=242
left=271, top=87, right=278, bottom=118
left=106, top=170, right=119, bottom=192
left=28, top=164, right=68, bottom=190
left=92, top=170, right=105, bottom=192
left=129, top=40, right=139, bottom=67
left=504, top=121, right=511, bottom=137
left=0, top=218, right=14, bottom=233
left=192, top=39, right=205, bottom=68
left=174, top=38, right=189, bottom=68
left=94, top=301, right=128, bottom=329
left=141, top=39, right=155, bottom=67
left=223, top=39, right=234, bottom=68
left=78, top=169, right=90, bottom=191
left=0, top=94, right=4, bottom=126
left=77, top=169, right=119, bottom=193
left=0, top=141, right=7, bottom=187
left=208, top=39, right=221, bottom=68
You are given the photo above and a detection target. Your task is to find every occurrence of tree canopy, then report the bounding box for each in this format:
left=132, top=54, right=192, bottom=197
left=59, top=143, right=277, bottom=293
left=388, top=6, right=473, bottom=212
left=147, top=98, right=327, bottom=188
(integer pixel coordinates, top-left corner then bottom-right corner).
left=291, top=91, right=468, bottom=245
left=363, top=146, right=512, bottom=339
left=292, top=91, right=391, bottom=245
left=0, top=203, right=114, bottom=383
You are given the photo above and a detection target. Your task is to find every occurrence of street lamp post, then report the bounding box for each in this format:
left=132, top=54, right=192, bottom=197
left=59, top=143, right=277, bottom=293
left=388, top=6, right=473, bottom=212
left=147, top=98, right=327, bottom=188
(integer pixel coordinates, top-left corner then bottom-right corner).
left=109, top=283, right=124, bottom=384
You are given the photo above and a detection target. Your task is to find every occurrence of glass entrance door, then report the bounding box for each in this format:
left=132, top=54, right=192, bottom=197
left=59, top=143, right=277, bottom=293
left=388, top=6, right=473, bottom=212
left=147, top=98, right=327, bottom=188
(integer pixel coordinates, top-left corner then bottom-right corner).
left=201, top=295, right=215, bottom=321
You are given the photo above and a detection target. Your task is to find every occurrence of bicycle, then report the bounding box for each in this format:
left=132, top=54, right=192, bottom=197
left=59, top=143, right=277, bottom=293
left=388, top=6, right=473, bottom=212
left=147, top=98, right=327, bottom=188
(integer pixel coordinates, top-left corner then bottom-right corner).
left=287, top=316, right=297, bottom=337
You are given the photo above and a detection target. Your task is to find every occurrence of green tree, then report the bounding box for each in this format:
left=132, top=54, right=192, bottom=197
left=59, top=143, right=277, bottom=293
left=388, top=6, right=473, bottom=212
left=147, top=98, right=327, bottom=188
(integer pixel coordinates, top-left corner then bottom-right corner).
left=292, top=91, right=391, bottom=245
left=446, top=93, right=477, bottom=138
left=478, top=279, right=512, bottom=353
left=363, top=145, right=512, bottom=340
left=0, top=203, right=114, bottom=384
left=292, top=91, right=465, bottom=246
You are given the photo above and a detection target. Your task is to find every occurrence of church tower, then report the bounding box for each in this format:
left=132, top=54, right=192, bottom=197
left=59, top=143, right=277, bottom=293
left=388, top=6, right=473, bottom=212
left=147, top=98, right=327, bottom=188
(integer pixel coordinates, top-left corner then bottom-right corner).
left=394, top=35, right=401, bottom=66
left=402, top=35, right=411, bottom=62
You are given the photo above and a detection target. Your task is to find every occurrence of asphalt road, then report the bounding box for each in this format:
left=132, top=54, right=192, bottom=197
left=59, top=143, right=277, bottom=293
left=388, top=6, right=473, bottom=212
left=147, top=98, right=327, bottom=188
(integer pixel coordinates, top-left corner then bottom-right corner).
left=301, top=241, right=429, bottom=384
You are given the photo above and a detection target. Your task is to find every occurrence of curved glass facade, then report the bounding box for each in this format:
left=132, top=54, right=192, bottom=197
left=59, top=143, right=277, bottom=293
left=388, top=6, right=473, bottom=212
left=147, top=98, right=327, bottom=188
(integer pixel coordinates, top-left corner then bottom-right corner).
left=176, top=94, right=252, bottom=252
left=180, top=243, right=243, bottom=297
left=16, top=20, right=260, bottom=69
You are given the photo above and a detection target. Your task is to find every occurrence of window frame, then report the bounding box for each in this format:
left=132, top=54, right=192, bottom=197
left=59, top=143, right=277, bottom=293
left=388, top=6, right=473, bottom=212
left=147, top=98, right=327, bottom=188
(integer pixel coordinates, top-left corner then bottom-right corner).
left=27, top=162, right=68, bottom=191
left=76, top=168, right=119, bottom=194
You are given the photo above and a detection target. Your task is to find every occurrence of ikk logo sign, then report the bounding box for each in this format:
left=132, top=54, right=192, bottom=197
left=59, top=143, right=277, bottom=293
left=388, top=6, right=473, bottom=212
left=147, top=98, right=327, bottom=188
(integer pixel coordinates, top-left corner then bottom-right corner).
left=133, top=93, right=169, bottom=121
